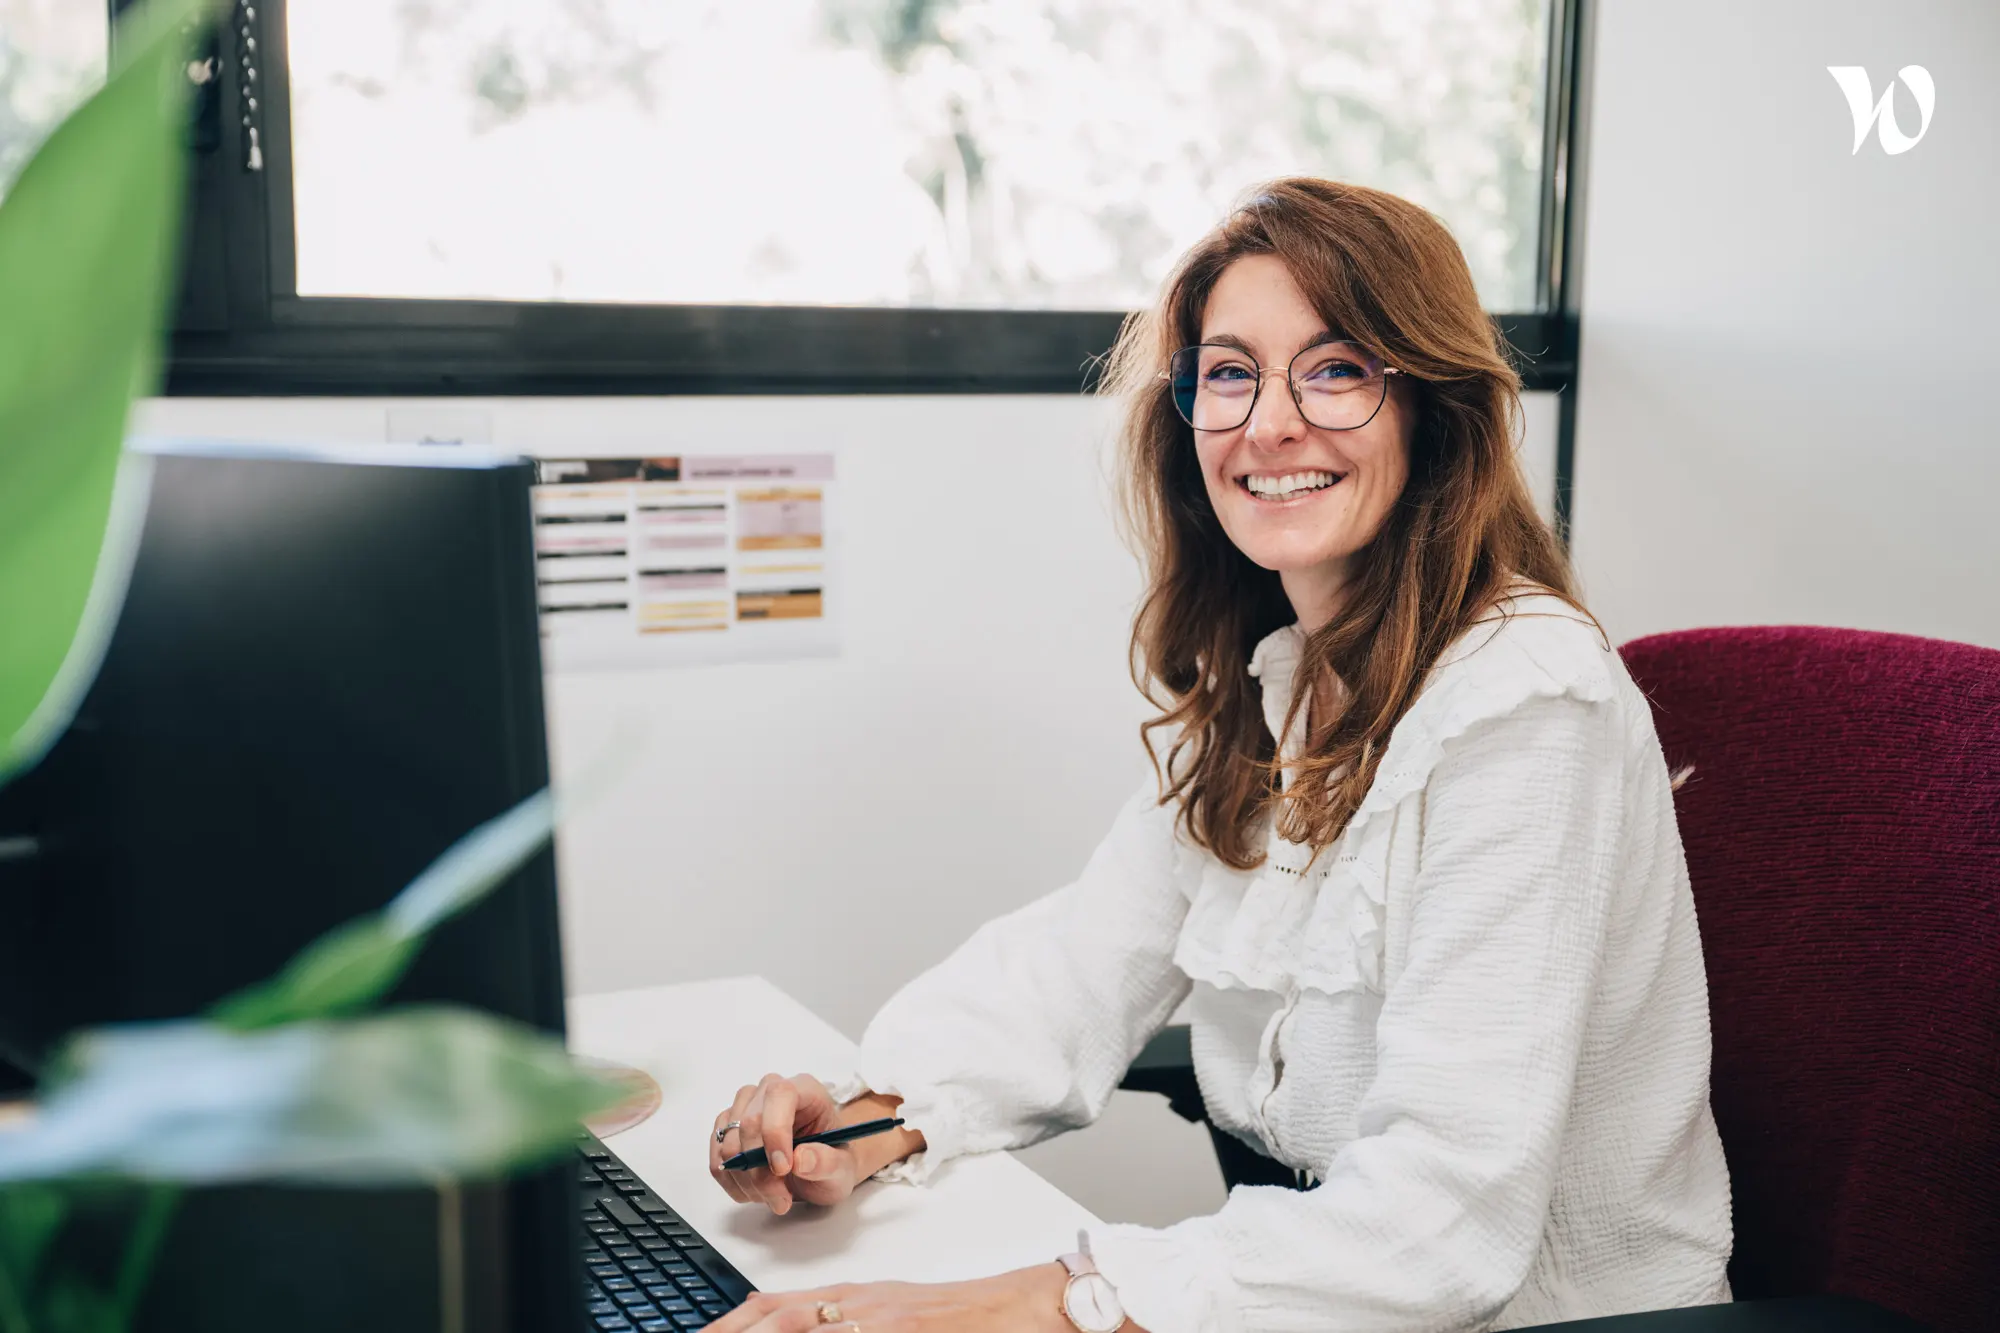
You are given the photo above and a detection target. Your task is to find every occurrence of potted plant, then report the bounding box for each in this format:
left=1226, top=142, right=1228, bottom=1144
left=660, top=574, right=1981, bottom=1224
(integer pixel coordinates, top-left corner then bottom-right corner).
left=0, top=4, right=618, bottom=1328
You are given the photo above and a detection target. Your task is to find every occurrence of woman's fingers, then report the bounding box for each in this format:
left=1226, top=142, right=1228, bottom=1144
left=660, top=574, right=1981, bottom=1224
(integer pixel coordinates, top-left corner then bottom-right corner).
left=756, top=1304, right=832, bottom=1333
left=711, top=1074, right=861, bottom=1213
left=739, top=1073, right=795, bottom=1213
left=760, top=1075, right=800, bottom=1177
left=710, top=1084, right=761, bottom=1203
left=790, top=1144, right=833, bottom=1180
left=702, top=1286, right=848, bottom=1333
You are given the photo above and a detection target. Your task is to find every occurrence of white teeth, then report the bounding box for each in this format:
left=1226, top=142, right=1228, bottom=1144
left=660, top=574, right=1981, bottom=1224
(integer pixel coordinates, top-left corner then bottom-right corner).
left=1245, top=470, right=1338, bottom=498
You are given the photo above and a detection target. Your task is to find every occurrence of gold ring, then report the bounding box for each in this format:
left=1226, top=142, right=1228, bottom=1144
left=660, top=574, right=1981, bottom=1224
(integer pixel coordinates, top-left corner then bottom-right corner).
left=815, top=1301, right=843, bottom=1324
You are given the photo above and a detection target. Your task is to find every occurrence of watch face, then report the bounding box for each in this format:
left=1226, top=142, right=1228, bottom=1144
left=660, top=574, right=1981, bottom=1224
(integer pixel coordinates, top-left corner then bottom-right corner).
left=1063, top=1273, right=1125, bottom=1333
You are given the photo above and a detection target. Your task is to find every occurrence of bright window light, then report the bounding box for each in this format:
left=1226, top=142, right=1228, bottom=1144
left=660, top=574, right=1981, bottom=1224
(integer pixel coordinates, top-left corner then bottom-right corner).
left=289, top=0, right=1554, bottom=310
left=0, top=0, right=108, bottom=201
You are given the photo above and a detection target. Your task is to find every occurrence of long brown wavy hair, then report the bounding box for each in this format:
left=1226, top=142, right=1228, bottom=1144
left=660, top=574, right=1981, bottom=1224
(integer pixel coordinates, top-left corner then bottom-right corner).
left=1103, top=177, right=1581, bottom=869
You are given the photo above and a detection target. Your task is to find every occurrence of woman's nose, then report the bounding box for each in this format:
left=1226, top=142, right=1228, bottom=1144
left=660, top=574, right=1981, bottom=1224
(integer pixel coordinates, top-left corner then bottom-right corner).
left=1245, top=368, right=1307, bottom=447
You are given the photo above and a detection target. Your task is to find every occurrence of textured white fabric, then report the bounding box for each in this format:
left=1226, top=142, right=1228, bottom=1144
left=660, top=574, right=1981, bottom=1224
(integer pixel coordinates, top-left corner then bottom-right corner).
left=830, top=595, right=1733, bottom=1331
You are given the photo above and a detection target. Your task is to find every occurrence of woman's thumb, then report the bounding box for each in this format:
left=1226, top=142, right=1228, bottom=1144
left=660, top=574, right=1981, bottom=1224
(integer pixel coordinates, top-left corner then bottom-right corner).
left=792, top=1145, right=836, bottom=1180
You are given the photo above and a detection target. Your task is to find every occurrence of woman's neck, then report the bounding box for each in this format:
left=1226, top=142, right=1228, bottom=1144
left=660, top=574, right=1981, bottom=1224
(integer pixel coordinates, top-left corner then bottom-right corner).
left=1280, top=559, right=1355, bottom=634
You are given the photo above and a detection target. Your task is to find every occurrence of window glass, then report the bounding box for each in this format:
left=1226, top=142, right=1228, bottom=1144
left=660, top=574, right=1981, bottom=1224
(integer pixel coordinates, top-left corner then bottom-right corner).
left=289, top=0, right=1552, bottom=311
left=0, top=0, right=109, bottom=201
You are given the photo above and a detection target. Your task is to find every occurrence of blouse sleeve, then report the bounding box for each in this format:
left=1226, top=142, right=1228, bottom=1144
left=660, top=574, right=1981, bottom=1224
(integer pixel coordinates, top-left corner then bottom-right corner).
left=829, top=781, right=1195, bottom=1184
left=1090, top=690, right=1629, bottom=1333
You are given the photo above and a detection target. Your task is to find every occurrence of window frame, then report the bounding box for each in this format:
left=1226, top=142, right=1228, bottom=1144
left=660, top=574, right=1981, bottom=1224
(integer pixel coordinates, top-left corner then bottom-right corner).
left=155, top=0, right=1588, bottom=403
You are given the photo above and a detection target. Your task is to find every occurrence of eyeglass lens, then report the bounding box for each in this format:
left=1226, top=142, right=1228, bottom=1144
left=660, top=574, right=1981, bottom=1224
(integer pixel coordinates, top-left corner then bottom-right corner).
left=1169, top=342, right=1388, bottom=432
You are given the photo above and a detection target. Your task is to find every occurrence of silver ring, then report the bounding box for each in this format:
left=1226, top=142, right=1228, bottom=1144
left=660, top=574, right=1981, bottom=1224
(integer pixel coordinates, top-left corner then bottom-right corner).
left=815, top=1301, right=843, bottom=1324
left=715, top=1120, right=741, bottom=1144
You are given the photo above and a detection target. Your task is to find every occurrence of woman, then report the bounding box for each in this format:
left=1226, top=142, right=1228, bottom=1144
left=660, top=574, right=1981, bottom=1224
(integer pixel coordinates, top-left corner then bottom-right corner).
left=704, top=178, right=1732, bottom=1333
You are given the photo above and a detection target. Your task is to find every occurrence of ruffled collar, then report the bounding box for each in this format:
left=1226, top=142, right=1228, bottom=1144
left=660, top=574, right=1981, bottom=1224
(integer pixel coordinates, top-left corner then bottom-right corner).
left=1247, top=622, right=1308, bottom=757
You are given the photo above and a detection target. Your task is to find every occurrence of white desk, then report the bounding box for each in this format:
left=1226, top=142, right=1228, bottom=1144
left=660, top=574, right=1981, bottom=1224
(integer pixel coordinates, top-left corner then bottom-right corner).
left=567, top=977, right=1101, bottom=1294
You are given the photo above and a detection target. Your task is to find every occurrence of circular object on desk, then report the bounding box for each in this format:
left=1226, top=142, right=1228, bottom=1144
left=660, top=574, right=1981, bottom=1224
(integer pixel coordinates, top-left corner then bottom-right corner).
left=577, top=1056, right=662, bottom=1139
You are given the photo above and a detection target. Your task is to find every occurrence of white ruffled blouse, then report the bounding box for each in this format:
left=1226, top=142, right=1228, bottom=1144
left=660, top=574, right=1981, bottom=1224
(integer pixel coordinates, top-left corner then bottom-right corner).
left=832, top=595, right=1733, bottom=1332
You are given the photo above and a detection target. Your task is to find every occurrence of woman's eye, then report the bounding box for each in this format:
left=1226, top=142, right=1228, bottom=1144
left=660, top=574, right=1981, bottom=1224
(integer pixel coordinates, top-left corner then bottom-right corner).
left=1204, top=363, right=1255, bottom=383
left=1301, top=358, right=1364, bottom=382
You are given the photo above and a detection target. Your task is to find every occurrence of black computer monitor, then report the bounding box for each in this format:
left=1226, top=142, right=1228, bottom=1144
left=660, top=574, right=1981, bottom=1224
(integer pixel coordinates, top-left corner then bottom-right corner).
left=0, top=439, right=579, bottom=1333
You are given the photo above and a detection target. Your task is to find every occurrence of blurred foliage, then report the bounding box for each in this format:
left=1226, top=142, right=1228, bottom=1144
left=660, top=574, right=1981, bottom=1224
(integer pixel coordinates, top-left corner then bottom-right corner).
left=0, top=1, right=107, bottom=199
left=0, top=7, right=615, bottom=1329
left=0, top=789, right=615, bottom=1333
left=212, top=790, right=558, bottom=1030
left=0, top=0, right=188, bottom=781
left=0, top=1007, right=617, bottom=1186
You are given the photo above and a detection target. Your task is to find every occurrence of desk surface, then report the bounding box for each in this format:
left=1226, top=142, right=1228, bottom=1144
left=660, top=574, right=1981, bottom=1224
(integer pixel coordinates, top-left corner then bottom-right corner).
left=567, top=976, right=1101, bottom=1294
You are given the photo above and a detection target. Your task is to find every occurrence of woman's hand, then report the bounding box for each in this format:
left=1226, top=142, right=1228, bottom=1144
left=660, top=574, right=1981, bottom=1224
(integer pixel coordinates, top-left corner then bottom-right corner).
left=709, top=1074, right=920, bottom=1215
left=702, top=1265, right=1080, bottom=1333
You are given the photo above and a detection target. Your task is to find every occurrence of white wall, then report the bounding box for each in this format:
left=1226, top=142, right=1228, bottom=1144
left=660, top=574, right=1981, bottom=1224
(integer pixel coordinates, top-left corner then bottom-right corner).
left=1571, top=0, right=2000, bottom=649
left=135, top=390, right=1556, bottom=1225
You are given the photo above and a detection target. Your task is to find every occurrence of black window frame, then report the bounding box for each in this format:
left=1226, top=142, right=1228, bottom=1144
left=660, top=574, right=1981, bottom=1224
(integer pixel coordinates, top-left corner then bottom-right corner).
left=153, top=0, right=1589, bottom=417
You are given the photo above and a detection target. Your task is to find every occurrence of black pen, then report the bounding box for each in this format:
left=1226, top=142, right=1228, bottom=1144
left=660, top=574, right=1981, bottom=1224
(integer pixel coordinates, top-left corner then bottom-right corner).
left=721, top=1117, right=905, bottom=1172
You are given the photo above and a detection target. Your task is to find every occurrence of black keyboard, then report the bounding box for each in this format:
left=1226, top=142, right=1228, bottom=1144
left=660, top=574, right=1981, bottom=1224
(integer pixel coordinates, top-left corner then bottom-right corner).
left=578, top=1132, right=754, bottom=1331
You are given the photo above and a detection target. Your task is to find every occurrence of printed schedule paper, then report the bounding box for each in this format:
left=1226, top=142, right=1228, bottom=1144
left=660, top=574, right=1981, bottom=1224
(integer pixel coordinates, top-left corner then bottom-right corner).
left=532, top=453, right=837, bottom=670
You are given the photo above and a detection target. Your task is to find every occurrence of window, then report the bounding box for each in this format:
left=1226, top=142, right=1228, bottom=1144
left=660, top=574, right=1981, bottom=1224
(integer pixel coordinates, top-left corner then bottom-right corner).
left=286, top=0, right=1554, bottom=312
left=0, top=0, right=108, bottom=200
left=119, top=0, right=1581, bottom=403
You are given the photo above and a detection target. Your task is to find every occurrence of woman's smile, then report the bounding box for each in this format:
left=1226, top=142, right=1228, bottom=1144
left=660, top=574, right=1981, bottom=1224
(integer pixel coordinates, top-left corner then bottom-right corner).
left=1237, top=469, right=1348, bottom=502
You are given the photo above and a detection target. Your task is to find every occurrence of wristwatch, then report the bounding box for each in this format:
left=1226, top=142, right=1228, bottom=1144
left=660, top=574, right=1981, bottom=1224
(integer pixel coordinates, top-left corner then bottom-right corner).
left=1057, top=1230, right=1127, bottom=1332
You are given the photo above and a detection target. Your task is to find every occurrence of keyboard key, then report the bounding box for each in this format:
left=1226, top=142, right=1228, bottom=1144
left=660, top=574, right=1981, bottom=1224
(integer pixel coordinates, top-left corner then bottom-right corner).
left=595, top=1318, right=632, bottom=1332
left=636, top=1322, right=672, bottom=1333
left=615, top=1290, right=654, bottom=1307
left=670, top=1313, right=705, bottom=1330
left=586, top=1299, right=617, bottom=1317
left=615, top=1181, right=650, bottom=1194
left=636, top=1237, right=674, bottom=1252
left=602, top=1277, right=635, bottom=1293
left=634, top=1195, right=673, bottom=1215
left=697, top=1302, right=728, bottom=1319
left=608, top=1245, right=642, bottom=1261
left=599, top=1196, right=645, bottom=1228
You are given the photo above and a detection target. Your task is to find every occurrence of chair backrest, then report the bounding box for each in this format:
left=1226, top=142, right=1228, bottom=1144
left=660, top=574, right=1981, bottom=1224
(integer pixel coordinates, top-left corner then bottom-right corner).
left=1619, top=626, right=2000, bottom=1333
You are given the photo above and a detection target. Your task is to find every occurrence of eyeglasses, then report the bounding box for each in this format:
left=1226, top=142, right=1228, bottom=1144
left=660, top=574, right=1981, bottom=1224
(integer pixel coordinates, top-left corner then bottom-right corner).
left=1163, top=341, right=1402, bottom=432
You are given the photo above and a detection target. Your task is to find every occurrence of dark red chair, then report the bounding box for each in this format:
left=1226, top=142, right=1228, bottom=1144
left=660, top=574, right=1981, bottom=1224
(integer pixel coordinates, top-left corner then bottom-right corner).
left=1615, top=626, right=2000, bottom=1333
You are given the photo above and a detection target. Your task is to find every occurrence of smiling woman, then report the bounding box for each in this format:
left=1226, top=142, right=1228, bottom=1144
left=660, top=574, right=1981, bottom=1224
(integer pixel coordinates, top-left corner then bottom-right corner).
left=700, top=177, right=1731, bottom=1333
left=1108, top=177, right=1574, bottom=863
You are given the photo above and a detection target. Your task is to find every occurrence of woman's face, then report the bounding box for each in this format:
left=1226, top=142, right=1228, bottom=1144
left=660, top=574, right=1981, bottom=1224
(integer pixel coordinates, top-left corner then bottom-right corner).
left=1192, top=254, right=1414, bottom=629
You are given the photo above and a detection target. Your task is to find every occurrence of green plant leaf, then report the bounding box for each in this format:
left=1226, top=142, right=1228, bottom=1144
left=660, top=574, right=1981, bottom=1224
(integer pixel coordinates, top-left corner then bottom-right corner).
left=0, top=1183, right=69, bottom=1332
left=0, top=1009, right=622, bottom=1186
left=208, top=918, right=423, bottom=1033
left=0, top=0, right=210, bottom=782
left=209, top=789, right=555, bottom=1031
left=35, top=1273, right=123, bottom=1333
left=0, top=1184, right=67, bottom=1291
